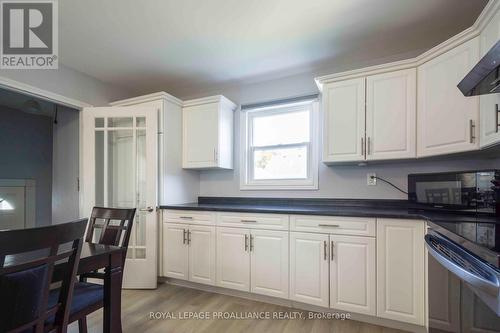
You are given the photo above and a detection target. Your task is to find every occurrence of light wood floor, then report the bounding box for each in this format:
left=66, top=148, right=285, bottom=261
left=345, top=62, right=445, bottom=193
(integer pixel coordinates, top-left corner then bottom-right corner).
left=68, top=283, right=407, bottom=333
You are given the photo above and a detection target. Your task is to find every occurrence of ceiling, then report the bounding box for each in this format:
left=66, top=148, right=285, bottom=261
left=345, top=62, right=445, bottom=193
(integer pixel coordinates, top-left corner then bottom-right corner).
left=59, top=0, right=488, bottom=98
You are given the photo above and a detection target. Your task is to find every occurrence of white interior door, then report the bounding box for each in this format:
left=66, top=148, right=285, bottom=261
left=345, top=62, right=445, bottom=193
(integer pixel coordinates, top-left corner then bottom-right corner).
left=81, top=106, right=158, bottom=289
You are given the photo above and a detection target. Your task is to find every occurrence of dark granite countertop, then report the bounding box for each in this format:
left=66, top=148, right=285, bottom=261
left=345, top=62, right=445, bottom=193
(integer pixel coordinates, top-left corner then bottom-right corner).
left=160, top=197, right=500, bottom=224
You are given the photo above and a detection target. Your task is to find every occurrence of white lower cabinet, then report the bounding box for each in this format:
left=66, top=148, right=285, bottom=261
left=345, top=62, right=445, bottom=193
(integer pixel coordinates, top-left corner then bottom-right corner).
left=216, top=227, right=289, bottom=297
left=188, top=225, right=216, bottom=285
left=290, top=232, right=330, bottom=307
left=163, top=223, right=216, bottom=286
left=163, top=223, right=189, bottom=280
left=376, top=218, right=425, bottom=326
left=250, top=229, right=289, bottom=298
left=330, top=235, right=376, bottom=316
left=216, top=227, right=251, bottom=291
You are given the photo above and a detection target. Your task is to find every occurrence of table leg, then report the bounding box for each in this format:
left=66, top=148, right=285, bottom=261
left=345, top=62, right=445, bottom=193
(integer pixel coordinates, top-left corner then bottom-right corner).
left=104, top=251, right=123, bottom=333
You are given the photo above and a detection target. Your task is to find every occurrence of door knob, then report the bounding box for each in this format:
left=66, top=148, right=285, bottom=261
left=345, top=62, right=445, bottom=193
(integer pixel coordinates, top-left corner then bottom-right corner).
left=139, top=206, right=154, bottom=213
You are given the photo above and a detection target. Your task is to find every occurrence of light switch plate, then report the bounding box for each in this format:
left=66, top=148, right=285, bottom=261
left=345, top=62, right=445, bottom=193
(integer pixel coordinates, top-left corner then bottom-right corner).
left=367, top=173, right=377, bottom=186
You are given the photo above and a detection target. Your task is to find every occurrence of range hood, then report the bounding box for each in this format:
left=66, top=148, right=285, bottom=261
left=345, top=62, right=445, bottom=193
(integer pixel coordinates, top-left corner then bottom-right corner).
left=458, top=39, right=500, bottom=96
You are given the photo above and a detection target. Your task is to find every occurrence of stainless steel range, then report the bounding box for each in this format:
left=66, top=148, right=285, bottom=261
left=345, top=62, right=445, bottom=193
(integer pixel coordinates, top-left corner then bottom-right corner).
left=426, top=219, right=500, bottom=332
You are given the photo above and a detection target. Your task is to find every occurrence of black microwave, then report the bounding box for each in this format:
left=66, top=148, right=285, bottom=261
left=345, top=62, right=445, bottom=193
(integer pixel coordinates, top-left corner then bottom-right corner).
left=408, top=170, right=500, bottom=216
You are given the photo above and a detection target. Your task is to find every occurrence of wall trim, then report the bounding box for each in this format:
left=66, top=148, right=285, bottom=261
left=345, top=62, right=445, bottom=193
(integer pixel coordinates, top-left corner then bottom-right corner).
left=164, top=278, right=427, bottom=333
left=315, top=0, right=500, bottom=88
left=0, top=75, right=92, bottom=109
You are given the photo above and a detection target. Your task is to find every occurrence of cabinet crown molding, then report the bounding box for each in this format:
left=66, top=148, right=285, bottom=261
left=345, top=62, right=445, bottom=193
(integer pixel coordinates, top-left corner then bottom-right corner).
left=183, top=95, right=237, bottom=110
left=315, top=0, right=500, bottom=89
left=110, top=91, right=183, bottom=107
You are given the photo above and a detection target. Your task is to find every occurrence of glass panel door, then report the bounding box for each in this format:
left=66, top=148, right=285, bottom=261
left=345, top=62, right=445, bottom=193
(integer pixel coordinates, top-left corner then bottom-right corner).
left=82, top=107, right=157, bottom=289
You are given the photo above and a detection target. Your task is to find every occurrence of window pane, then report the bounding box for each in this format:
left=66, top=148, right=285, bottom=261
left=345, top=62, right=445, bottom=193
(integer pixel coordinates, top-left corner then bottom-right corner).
left=253, top=146, right=308, bottom=180
left=252, top=110, right=310, bottom=146
left=108, top=117, right=133, bottom=127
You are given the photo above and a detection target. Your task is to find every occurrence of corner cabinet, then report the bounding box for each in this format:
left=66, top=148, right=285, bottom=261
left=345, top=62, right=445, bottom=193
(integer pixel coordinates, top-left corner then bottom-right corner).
left=480, top=9, right=500, bottom=148
left=376, top=218, right=425, bottom=326
left=182, top=95, right=237, bottom=169
left=417, top=37, right=480, bottom=157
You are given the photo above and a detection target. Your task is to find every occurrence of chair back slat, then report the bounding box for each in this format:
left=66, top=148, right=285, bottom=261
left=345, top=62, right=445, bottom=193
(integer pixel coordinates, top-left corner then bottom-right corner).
left=0, top=219, right=88, bottom=333
left=85, top=207, right=136, bottom=252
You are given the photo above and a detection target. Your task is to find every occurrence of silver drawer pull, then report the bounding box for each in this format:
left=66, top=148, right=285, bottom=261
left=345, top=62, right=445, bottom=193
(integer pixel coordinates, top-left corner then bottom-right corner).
left=241, top=220, right=257, bottom=223
left=318, top=224, right=340, bottom=228
left=180, top=216, right=193, bottom=220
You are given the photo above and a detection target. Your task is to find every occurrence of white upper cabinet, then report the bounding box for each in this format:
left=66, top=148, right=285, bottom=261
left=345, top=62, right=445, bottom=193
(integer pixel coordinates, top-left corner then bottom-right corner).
left=366, top=69, right=416, bottom=160
left=322, top=78, right=366, bottom=163
left=480, top=9, right=500, bottom=148
left=183, top=95, right=236, bottom=169
left=417, top=37, right=480, bottom=157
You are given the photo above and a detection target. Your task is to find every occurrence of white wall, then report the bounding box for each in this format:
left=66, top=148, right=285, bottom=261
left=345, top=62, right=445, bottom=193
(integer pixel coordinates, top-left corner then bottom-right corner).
left=198, top=72, right=500, bottom=200
left=0, top=64, right=134, bottom=106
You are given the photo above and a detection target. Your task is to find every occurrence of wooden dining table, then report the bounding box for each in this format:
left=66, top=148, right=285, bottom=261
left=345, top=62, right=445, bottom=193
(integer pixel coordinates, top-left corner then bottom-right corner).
left=5, top=242, right=126, bottom=333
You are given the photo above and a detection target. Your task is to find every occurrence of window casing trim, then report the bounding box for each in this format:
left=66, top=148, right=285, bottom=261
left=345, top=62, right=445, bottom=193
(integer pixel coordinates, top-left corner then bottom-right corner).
left=239, top=101, right=319, bottom=190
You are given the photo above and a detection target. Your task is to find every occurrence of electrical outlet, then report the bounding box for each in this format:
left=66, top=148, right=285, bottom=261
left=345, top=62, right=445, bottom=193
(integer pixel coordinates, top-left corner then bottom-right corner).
left=367, top=173, right=377, bottom=186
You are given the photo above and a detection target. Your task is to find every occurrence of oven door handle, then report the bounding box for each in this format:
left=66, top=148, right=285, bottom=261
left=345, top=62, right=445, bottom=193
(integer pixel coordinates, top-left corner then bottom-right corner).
left=425, top=234, right=500, bottom=296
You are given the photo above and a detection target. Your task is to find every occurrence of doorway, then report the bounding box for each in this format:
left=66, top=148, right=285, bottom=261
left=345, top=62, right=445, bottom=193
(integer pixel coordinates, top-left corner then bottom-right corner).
left=0, top=87, right=80, bottom=228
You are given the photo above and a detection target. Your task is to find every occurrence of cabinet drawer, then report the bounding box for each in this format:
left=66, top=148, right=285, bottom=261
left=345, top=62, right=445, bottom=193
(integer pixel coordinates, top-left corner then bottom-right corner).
left=217, top=212, right=289, bottom=230
left=290, top=215, right=375, bottom=237
left=163, top=210, right=216, bottom=225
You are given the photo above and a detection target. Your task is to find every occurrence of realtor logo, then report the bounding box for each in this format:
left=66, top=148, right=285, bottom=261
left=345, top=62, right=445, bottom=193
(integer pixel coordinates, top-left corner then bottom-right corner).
left=0, top=0, right=58, bottom=69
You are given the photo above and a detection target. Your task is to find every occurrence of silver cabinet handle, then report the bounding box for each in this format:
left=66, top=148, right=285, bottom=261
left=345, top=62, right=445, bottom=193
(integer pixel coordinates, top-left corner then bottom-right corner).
left=139, top=206, right=154, bottom=213
left=323, top=241, right=327, bottom=261
left=496, top=104, right=499, bottom=133
left=318, top=224, right=340, bottom=228
left=330, top=241, right=334, bottom=261
left=250, top=235, right=254, bottom=252
left=244, top=234, right=248, bottom=251
left=241, top=219, right=257, bottom=223
left=183, top=229, right=187, bottom=244
left=187, top=230, right=191, bottom=245
left=361, top=137, right=365, bottom=156
left=470, top=119, right=476, bottom=143
left=180, top=216, right=193, bottom=220
left=213, top=148, right=218, bottom=162
left=367, top=137, right=371, bottom=155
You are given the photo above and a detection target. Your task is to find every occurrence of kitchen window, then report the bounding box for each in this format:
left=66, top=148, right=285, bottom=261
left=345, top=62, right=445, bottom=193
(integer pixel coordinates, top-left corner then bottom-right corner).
left=240, top=99, right=319, bottom=190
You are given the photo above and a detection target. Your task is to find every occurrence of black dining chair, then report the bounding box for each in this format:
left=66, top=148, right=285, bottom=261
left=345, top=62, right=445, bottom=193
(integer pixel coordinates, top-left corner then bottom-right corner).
left=0, top=219, right=88, bottom=333
left=67, top=207, right=136, bottom=333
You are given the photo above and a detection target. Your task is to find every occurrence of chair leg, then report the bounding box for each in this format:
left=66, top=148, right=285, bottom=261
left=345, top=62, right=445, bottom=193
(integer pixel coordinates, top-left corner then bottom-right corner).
left=78, top=317, right=88, bottom=333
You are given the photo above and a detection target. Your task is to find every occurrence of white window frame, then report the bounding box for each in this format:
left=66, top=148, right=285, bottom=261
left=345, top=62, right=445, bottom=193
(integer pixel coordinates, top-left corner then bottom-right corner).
left=240, top=100, right=319, bottom=190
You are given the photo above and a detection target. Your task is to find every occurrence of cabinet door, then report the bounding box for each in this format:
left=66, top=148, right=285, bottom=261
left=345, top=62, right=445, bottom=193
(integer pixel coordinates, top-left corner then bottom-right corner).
left=290, top=232, right=329, bottom=307
left=188, top=225, right=216, bottom=286
left=366, top=69, right=416, bottom=160
left=163, top=223, right=188, bottom=280
left=330, top=235, right=376, bottom=316
left=322, top=78, right=366, bottom=163
left=216, top=227, right=250, bottom=291
left=480, top=10, right=500, bottom=148
left=250, top=230, right=289, bottom=299
left=182, top=103, right=218, bottom=168
left=376, top=219, right=425, bottom=325
left=417, top=37, right=480, bottom=157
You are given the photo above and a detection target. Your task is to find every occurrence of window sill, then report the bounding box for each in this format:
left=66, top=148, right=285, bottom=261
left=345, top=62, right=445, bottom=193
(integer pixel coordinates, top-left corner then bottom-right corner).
left=240, top=182, right=319, bottom=191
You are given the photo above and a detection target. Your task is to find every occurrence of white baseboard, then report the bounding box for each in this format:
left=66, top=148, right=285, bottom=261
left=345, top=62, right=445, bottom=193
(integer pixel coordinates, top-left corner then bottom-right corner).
left=163, top=277, right=427, bottom=333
